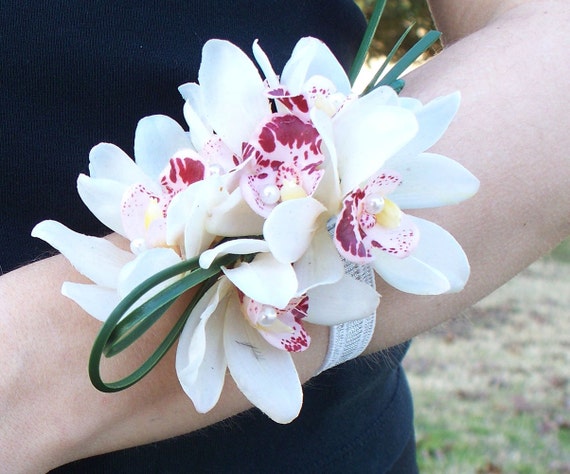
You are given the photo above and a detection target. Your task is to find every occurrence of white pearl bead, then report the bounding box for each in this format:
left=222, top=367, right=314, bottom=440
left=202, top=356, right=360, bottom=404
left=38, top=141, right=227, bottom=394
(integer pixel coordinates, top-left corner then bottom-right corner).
left=130, top=238, right=147, bottom=255
left=364, top=194, right=385, bottom=215
left=259, top=305, right=278, bottom=326
left=261, top=184, right=280, bottom=205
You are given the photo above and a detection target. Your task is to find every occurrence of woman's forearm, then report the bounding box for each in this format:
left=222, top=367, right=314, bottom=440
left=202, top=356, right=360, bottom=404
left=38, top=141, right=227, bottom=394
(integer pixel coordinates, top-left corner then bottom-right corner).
left=370, top=0, right=570, bottom=349
left=427, top=0, right=530, bottom=43
left=0, top=253, right=329, bottom=471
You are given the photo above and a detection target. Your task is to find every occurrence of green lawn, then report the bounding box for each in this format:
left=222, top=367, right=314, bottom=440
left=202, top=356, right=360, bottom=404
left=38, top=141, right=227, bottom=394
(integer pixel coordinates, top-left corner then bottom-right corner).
left=405, top=239, right=570, bottom=473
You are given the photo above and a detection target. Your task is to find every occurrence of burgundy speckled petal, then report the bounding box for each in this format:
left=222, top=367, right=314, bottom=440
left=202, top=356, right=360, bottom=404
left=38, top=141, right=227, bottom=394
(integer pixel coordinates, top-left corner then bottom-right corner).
left=242, top=295, right=311, bottom=353
left=241, top=114, right=325, bottom=216
left=334, top=188, right=372, bottom=262
left=365, top=213, right=420, bottom=258
left=159, top=153, right=206, bottom=198
left=120, top=183, right=164, bottom=242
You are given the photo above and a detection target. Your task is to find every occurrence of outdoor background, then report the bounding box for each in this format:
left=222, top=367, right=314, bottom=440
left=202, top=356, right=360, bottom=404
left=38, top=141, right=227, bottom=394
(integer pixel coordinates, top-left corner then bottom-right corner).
left=356, top=2, right=570, bottom=472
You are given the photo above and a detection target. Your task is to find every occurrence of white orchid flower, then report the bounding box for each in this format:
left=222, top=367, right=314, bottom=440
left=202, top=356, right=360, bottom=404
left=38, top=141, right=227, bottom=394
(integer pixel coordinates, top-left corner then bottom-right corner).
left=77, top=114, right=215, bottom=254
left=32, top=113, right=235, bottom=320
left=176, top=254, right=379, bottom=423
left=254, top=38, right=421, bottom=214
left=31, top=220, right=183, bottom=321
left=333, top=93, right=480, bottom=295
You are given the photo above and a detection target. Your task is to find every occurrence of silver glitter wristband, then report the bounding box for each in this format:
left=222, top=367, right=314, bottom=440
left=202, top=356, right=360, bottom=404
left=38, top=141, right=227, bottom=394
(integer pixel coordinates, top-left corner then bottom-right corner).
left=316, top=259, right=377, bottom=374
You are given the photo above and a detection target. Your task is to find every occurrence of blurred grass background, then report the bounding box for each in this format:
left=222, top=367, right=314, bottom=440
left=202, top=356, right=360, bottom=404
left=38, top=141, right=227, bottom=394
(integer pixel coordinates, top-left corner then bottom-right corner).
left=405, top=240, right=570, bottom=473
left=354, top=2, right=570, bottom=472
left=355, top=0, right=440, bottom=60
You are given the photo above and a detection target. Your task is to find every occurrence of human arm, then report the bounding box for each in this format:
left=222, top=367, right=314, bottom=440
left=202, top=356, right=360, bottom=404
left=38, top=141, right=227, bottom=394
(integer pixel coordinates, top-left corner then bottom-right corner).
left=2, top=0, right=570, bottom=471
left=367, top=0, right=570, bottom=349
left=0, top=253, right=329, bottom=471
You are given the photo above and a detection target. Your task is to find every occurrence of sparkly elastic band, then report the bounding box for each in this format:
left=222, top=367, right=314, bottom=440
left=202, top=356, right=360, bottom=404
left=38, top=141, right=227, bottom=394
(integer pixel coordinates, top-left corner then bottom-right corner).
left=316, top=260, right=377, bottom=374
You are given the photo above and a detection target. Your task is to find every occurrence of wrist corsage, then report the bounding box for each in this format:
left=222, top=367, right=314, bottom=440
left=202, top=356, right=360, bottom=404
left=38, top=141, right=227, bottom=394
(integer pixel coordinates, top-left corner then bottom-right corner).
left=33, top=2, right=479, bottom=423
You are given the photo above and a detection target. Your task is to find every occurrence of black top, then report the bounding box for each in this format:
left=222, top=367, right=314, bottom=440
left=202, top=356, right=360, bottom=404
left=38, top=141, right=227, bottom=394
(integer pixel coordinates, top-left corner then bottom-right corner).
left=1, top=1, right=416, bottom=472
left=0, top=0, right=365, bottom=272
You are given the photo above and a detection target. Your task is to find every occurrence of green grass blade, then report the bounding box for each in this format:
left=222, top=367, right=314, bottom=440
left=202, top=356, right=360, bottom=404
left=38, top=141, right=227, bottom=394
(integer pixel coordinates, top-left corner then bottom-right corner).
left=362, top=22, right=415, bottom=95
left=375, top=30, right=441, bottom=90
left=89, top=275, right=217, bottom=392
left=88, top=253, right=239, bottom=392
left=104, top=261, right=231, bottom=357
left=349, top=0, right=387, bottom=85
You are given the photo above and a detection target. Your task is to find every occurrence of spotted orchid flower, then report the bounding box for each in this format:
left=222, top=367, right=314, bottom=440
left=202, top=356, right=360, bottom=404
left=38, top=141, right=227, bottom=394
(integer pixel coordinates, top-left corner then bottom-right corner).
left=239, top=113, right=325, bottom=218
left=333, top=92, right=480, bottom=295
left=176, top=241, right=379, bottom=423
left=253, top=37, right=353, bottom=122
left=77, top=114, right=216, bottom=255
left=31, top=114, right=230, bottom=321
left=334, top=165, right=473, bottom=296
left=335, top=171, right=419, bottom=263
left=175, top=276, right=303, bottom=424
left=183, top=40, right=334, bottom=266
left=177, top=39, right=287, bottom=239
left=121, top=147, right=209, bottom=253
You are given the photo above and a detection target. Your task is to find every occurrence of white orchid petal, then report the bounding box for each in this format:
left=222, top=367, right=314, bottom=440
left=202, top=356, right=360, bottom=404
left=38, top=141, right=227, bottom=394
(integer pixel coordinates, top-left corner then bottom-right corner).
left=134, top=115, right=192, bottom=179
left=180, top=82, right=213, bottom=140
left=183, top=220, right=217, bottom=262
left=224, top=296, right=302, bottom=424
left=281, top=37, right=351, bottom=96
left=183, top=310, right=227, bottom=413
left=77, top=174, right=127, bottom=236
left=178, top=82, right=201, bottom=105
left=117, top=247, right=182, bottom=299
left=206, top=188, right=265, bottom=237
left=373, top=216, right=470, bottom=295
left=397, top=97, right=422, bottom=113
left=177, top=279, right=231, bottom=380
left=294, top=226, right=344, bottom=295
left=61, top=282, right=120, bottom=322
left=199, top=40, right=269, bottom=153
left=389, top=153, right=480, bottom=209
left=252, top=39, right=280, bottom=89
left=182, top=102, right=213, bottom=152
left=305, top=273, right=380, bottom=325
left=395, top=92, right=460, bottom=158
left=176, top=279, right=230, bottom=412
left=88, top=143, right=152, bottom=187
left=177, top=287, right=217, bottom=383
left=264, top=198, right=326, bottom=264
left=309, top=108, right=342, bottom=213
left=223, top=253, right=297, bottom=309
left=31, top=220, right=133, bottom=287
left=334, top=91, right=418, bottom=195
left=166, top=178, right=225, bottom=257
left=199, top=239, right=270, bottom=270
left=372, top=251, right=451, bottom=295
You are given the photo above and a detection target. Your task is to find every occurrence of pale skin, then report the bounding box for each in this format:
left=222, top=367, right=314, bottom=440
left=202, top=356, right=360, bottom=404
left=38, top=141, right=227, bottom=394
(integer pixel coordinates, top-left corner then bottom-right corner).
left=1, top=0, right=569, bottom=471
